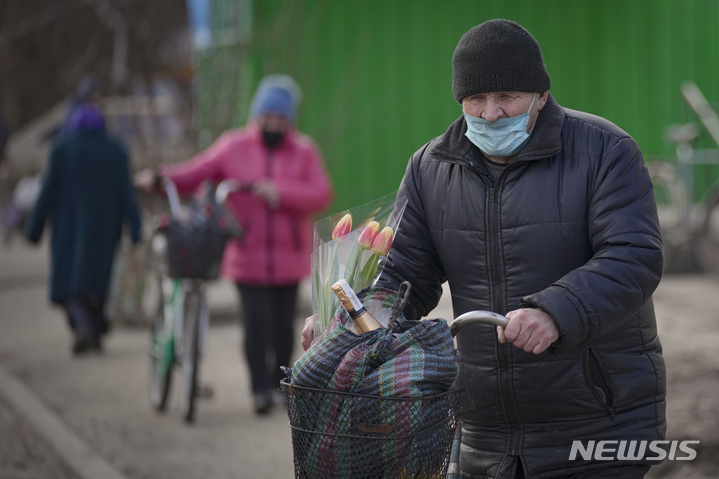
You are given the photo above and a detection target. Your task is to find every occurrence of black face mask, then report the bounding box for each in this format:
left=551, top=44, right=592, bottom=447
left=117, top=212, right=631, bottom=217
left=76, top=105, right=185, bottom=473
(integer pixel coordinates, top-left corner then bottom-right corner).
left=262, top=130, right=284, bottom=149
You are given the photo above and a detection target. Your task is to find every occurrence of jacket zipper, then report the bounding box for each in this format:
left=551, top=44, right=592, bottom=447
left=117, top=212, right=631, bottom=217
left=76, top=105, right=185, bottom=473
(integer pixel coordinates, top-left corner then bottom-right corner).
left=266, top=149, right=275, bottom=284
left=451, top=156, right=525, bottom=454
left=487, top=166, right=523, bottom=455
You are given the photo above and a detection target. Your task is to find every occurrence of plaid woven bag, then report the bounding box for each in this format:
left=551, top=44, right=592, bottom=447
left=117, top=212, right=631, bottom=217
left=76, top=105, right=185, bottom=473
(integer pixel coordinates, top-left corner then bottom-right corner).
left=288, top=286, right=459, bottom=478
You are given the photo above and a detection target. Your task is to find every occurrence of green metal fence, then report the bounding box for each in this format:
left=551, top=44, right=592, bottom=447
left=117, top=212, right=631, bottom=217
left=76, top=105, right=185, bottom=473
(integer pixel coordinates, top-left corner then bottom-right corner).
left=197, top=0, right=719, bottom=210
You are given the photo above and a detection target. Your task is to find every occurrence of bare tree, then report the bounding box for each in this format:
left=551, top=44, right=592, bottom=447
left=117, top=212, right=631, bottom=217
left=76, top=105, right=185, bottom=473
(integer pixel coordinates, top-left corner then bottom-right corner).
left=82, top=0, right=129, bottom=92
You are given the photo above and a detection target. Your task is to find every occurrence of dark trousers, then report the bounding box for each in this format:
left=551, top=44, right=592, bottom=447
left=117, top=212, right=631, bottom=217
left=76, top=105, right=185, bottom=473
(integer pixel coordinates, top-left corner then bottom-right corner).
left=236, top=283, right=299, bottom=394
left=514, top=458, right=650, bottom=478
left=63, top=292, right=108, bottom=337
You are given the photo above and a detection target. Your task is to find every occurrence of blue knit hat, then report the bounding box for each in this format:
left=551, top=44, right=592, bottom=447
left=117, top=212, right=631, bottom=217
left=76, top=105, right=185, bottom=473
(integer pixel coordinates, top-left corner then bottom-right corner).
left=249, top=75, right=302, bottom=122
left=251, top=86, right=294, bottom=120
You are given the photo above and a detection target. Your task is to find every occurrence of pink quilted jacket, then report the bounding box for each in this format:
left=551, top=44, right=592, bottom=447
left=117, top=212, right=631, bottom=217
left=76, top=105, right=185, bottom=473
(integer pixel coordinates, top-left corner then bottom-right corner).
left=160, top=123, right=333, bottom=285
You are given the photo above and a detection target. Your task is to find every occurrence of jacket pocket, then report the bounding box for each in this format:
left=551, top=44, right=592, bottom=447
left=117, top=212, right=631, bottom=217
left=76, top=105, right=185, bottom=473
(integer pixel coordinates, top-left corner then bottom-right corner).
left=584, top=348, right=616, bottom=421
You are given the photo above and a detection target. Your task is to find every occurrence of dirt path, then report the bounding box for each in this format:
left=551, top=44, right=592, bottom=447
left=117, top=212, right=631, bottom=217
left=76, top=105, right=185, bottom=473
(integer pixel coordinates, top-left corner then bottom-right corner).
left=648, top=273, right=719, bottom=478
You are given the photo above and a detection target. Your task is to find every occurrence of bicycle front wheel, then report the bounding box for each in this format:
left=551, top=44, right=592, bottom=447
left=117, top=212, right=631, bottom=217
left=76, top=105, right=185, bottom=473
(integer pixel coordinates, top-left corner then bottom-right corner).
left=148, top=274, right=173, bottom=411
left=181, top=289, right=202, bottom=423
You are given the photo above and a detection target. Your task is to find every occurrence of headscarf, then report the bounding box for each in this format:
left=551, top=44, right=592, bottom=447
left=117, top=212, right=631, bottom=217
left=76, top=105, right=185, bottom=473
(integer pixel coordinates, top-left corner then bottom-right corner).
left=68, top=104, right=106, bottom=132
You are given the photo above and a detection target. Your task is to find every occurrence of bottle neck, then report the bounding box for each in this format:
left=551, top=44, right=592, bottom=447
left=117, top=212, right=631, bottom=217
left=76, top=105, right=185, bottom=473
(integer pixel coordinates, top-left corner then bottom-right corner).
left=346, top=305, right=366, bottom=320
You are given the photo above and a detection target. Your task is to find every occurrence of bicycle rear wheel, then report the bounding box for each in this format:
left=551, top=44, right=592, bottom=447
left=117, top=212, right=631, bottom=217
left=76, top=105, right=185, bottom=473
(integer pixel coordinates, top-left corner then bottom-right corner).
left=148, top=274, right=173, bottom=411
left=181, top=289, right=202, bottom=423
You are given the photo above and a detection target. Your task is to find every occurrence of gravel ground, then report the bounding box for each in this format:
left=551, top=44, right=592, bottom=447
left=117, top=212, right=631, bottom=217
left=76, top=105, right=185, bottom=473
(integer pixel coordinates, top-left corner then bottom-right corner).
left=646, top=273, right=719, bottom=478
left=0, top=395, right=77, bottom=479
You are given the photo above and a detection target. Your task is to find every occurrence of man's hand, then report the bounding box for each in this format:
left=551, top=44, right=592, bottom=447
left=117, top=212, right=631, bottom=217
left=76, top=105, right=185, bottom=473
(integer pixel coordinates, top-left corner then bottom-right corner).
left=251, top=179, right=279, bottom=209
left=301, top=316, right=314, bottom=351
left=497, top=308, right=559, bottom=354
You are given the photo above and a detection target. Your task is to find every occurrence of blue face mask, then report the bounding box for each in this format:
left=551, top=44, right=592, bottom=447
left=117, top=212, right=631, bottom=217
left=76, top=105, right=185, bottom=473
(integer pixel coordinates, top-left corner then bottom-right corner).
left=464, top=93, right=537, bottom=157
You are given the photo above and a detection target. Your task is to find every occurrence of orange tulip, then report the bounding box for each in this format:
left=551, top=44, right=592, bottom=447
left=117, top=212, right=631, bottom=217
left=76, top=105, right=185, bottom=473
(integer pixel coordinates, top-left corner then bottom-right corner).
left=332, top=214, right=352, bottom=242
left=372, top=226, right=394, bottom=256
left=357, top=221, right=380, bottom=250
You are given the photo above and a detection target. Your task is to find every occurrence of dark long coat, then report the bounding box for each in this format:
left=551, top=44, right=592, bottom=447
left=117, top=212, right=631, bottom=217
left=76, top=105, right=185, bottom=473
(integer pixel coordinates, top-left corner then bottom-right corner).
left=25, top=129, right=142, bottom=304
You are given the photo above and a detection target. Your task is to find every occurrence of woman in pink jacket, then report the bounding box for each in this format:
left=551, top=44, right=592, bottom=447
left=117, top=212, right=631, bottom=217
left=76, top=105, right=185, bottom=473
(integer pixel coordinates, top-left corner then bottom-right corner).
left=136, top=75, right=332, bottom=414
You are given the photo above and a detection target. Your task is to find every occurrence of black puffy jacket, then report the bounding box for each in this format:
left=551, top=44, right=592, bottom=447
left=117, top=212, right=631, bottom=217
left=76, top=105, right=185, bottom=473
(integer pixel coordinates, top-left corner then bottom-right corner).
left=380, top=95, right=666, bottom=478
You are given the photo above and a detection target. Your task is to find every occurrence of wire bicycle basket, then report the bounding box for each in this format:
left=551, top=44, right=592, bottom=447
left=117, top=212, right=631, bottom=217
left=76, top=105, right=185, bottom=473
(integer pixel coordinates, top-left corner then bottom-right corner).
left=159, top=179, right=242, bottom=280
left=280, top=381, right=463, bottom=479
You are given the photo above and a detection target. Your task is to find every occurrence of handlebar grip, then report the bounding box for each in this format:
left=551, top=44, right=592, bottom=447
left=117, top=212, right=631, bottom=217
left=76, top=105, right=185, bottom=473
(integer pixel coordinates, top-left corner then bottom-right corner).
left=215, top=179, right=244, bottom=204
left=450, top=310, right=508, bottom=337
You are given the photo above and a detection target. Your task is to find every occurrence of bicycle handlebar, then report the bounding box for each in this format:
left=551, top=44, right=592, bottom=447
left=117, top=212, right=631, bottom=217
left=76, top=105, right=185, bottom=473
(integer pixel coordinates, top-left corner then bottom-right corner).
left=215, top=179, right=245, bottom=204
left=681, top=81, right=719, bottom=149
left=159, top=178, right=248, bottom=219
left=160, top=177, right=182, bottom=219
left=450, top=310, right=508, bottom=337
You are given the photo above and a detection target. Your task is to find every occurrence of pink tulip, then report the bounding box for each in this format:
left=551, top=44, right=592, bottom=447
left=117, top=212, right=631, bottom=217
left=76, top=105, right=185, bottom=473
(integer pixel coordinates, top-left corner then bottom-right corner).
left=332, top=213, right=352, bottom=242
left=372, top=226, right=394, bottom=256
left=357, top=221, right=380, bottom=250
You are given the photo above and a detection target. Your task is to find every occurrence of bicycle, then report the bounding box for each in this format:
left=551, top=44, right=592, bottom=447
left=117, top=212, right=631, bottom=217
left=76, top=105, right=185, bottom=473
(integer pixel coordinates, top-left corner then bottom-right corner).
left=647, top=81, right=719, bottom=274
left=145, top=178, right=242, bottom=423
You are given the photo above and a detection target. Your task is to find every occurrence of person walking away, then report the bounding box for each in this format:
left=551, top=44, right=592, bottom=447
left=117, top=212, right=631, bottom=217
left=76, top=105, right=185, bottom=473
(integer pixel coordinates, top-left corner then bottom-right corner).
left=135, top=75, right=333, bottom=415
left=25, top=105, right=142, bottom=354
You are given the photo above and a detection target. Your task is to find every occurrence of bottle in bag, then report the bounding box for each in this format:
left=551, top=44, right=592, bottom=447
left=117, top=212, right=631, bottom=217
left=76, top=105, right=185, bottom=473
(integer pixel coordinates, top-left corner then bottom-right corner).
left=331, top=279, right=382, bottom=333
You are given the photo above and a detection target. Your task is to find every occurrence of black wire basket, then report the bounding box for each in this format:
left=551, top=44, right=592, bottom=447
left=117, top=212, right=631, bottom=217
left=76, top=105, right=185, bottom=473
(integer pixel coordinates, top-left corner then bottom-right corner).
left=280, top=380, right=462, bottom=479
left=161, top=196, right=241, bottom=280
left=164, top=218, right=228, bottom=280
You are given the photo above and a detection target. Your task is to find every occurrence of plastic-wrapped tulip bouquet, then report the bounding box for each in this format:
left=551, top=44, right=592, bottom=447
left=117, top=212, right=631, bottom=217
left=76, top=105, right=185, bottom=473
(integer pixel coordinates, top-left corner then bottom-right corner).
left=311, top=191, right=407, bottom=337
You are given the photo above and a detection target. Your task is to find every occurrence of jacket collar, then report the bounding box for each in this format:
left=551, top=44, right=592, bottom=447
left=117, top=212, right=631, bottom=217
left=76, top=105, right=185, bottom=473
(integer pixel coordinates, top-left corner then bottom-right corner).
left=431, top=93, right=565, bottom=165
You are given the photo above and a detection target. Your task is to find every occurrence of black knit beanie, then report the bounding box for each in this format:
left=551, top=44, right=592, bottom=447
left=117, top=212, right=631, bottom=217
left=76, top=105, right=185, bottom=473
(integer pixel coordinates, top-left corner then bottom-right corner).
left=452, top=19, right=550, bottom=103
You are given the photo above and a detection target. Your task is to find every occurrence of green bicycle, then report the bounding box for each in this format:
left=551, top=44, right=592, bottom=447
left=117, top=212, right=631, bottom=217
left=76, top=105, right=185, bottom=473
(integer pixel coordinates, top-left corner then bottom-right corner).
left=145, top=178, right=242, bottom=423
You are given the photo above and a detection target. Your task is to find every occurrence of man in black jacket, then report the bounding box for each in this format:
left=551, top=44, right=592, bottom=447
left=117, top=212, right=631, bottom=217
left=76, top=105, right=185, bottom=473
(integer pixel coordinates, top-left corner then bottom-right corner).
left=378, top=19, right=665, bottom=479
